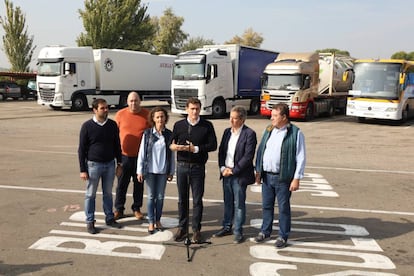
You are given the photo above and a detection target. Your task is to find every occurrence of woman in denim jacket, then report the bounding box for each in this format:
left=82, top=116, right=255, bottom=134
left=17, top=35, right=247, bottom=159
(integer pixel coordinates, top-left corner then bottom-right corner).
left=137, top=107, right=175, bottom=234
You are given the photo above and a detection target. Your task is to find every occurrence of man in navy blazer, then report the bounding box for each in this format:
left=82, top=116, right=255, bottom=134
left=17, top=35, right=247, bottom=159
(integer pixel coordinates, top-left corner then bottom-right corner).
left=213, top=106, right=257, bottom=243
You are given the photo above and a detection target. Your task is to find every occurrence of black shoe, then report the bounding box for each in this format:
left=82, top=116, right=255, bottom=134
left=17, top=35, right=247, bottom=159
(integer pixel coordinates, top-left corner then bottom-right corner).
left=275, top=237, right=287, bottom=248
left=233, top=234, right=244, bottom=244
left=87, top=221, right=97, bottom=234
left=174, top=228, right=187, bottom=242
left=106, top=219, right=122, bottom=229
left=192, top=231, right=202, bottom=244
left=213, top=227, right=232, bottom=237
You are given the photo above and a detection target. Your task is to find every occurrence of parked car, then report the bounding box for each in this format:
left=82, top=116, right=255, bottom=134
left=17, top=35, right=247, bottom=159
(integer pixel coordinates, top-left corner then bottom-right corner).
left=0, top=81, right=21, bottom=100
left=21, top=80, right=37, bottom=100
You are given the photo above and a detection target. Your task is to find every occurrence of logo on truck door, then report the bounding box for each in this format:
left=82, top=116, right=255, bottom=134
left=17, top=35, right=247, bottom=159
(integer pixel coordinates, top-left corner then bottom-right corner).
left=104, top=58, right=114, bottom=72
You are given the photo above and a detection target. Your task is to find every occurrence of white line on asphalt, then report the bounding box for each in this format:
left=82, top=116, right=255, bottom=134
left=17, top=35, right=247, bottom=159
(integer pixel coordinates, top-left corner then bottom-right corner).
left=7, top=149, right=414, bottom=175
left=1, top=184, right=413, bottom=217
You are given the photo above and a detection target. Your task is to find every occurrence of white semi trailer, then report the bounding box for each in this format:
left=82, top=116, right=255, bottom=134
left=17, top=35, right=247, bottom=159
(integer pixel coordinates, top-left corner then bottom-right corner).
left=36, top=46, right=175, bottom=111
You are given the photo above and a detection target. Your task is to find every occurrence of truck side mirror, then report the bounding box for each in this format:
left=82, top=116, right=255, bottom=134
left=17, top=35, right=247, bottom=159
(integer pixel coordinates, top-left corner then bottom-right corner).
left=206, top=64, right=212, bottom=83
left=64, top=62, right=71, bottom=75
left=343, top=71, right=349, bottom=82
left=399, top=73, right=405, bottom=84
left=302, top=76, right=310, bottom=89
left=260, top=75, right=267, bottom=87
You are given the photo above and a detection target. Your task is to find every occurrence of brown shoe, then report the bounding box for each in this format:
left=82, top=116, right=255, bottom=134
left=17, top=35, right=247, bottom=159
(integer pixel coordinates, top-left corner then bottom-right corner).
left=192, top=231, right=202, bottom=244
left=114, top=210, right=124, bottom=220
left=134, top=210, right=144, bottom=220
left=174, top=228, right=187, bottom=242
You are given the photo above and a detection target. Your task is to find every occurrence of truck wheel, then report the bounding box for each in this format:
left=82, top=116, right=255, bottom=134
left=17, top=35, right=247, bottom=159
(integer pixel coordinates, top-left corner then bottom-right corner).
left=328, top=104, right=335, bottom=117
left=249, top=99, right=260, bottom=115
left=357, top=117, right=366, bottom=123
left=72, top=94, right=88, bottom=111
left=118, top=95, right=127, bottom=109
left=212, top=98, right=226, bottom=118
left=305, top=103, right=314, bottom=121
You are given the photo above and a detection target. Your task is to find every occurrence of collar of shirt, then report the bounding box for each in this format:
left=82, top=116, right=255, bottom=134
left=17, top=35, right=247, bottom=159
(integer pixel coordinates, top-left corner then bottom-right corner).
left=152, top=126, right=165, bottom=136
left=187, top=117, right=200, bottom=126
left=231, top=124, right=244, bottom=135
left=93, top=115, right=108, bottom=126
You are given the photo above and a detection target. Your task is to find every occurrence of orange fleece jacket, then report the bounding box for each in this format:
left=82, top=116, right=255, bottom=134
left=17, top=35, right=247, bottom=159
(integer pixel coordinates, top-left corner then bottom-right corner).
left=115, top=107, right=150, bottom=157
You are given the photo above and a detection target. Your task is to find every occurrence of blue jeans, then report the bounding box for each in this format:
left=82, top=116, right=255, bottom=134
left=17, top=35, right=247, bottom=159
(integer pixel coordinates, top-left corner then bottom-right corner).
left=84, top=160, right=116, bottom=223
left=115, top=155, right=143, bottom=212
left=261, top=172, right=292, bottom=240
left=145, top=173, right=167, bottom=224
left=222, top=176, right=247, bottom=235
left=176, top=162, right=205, bottom=232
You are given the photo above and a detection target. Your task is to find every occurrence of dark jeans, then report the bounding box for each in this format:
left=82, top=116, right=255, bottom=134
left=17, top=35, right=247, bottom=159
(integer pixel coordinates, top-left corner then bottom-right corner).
left=114, top=155, right=143, bottom=212
left=176, top=162, right=205, bottom=232
left=261, top=172, right=292, bottom=240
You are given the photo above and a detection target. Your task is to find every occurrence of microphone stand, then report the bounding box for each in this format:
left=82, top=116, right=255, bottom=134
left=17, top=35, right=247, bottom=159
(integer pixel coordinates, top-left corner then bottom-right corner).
left=185, top=123, right=192, bottom=261
left=183, top=123, right=211, bottom=262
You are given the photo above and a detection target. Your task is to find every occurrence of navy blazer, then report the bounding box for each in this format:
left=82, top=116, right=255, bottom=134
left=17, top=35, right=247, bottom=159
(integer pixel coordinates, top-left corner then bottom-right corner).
left=218, top=125, right=257, bottom=186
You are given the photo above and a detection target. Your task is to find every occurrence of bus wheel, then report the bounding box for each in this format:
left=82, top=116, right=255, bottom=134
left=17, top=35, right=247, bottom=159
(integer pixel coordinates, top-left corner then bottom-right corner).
left=72, top=94, right=88, bottom=111
left=401, top=106, right=409, bottom=123
left=212, top=98, right=226, bottom=118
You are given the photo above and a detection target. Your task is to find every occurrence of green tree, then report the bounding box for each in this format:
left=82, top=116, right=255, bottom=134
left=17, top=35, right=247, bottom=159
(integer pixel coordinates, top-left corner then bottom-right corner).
left=77, top=0, right=155, bottom=51
left=153, top=8, right=188, bottom=55
left=316, top=48, right=350, bottom=56
left=391, top=51, right=414, bottom=60
left=181, top=36, right=215, bottom=52
left=0, top=0, right=35, bottom=72
left=225, top=28, right=264, bottom=47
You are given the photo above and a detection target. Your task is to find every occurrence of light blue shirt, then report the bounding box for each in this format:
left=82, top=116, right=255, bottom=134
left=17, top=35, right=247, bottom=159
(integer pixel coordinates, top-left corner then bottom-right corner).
left=262, top=126, right=306, bottom=179
left=137, top=128, right=167, bottom=174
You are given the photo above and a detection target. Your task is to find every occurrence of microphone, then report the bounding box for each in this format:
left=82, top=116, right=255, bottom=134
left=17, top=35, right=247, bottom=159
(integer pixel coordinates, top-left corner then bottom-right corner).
left=187, top=124, right=192, bottom=141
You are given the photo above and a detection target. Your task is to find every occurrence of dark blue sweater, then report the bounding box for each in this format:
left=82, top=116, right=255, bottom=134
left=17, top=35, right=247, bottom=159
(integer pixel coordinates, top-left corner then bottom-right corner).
left=171, top=118, right=217, bottom=164
left=78, top=118, right=122, bottom=172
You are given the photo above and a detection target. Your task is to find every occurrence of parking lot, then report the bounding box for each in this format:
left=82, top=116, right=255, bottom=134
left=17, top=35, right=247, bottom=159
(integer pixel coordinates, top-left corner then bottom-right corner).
left=0, top=100, right=413, bottom=275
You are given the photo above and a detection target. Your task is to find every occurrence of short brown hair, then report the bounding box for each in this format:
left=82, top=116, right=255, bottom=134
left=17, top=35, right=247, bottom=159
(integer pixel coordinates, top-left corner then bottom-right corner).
left=148, top=106, right=169, bottom=127
left=92, top=98, right=107, bottom=110
left=186, top=97, right=202, bottom=108
left=272, top=103, right=290, bottom=119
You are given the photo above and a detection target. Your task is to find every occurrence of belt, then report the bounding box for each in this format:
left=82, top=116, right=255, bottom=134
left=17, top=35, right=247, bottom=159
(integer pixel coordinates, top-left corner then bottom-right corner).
left=177, top=161, right=202, bottom=165
left=264, top=171, right=279, bottom=175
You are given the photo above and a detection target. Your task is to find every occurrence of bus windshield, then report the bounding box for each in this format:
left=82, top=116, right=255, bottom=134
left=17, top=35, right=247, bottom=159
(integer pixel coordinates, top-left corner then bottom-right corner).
left=37, top=62, right=62, bottom=76
left=172, top=63, right=205, bottom=80
left=351, top=63, right=401, bottom=99
left=263, top=74, right=302, bottom=90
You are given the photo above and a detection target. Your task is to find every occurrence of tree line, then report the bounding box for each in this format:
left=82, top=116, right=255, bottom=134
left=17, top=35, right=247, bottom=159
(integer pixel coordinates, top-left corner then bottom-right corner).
left=1, top=0, right=412, bottom=72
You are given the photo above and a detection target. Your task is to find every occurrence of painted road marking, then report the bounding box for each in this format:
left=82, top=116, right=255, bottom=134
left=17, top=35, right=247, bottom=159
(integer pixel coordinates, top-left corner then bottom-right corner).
left=29, top=236, right=166, bottom=260
left=0, top=184, right=413, bottom=216
left=29, top=211, right=179, bottom=260
left=250, top=173, right=339, bottom=197
left=248, top=220, right=396, bottom=275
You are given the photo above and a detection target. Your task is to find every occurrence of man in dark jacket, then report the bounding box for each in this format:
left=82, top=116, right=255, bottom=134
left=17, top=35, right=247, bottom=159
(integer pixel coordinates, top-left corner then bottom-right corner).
left=170, top=97, right=217, bottom=243
left=213, top=106, right=257, bottom=243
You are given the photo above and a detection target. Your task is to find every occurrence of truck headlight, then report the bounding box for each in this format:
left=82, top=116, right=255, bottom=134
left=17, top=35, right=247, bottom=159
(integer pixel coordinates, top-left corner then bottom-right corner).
left=385, top=107, right=397, bottom=112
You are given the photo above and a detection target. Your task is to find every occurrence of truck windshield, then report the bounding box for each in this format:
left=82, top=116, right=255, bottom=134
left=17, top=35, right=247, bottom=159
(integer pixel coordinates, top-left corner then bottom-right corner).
left=351, top=63, right=401, bottom=99
left=263, top=74, right=302, bottom=90
left=37, top=62, right=62, bottom=76
left=172, top=63, right=205, bottom=80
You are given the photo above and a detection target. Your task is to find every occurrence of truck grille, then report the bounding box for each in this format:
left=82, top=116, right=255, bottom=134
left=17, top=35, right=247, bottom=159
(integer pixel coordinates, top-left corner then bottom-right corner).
left=173, top=88, right=198, bottom=110
left=39, top=88, right=55, bottom=102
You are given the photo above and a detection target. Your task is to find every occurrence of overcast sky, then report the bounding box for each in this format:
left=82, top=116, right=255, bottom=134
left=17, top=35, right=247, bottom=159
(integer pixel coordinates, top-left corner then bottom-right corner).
left=1, top=0, right=413, bottom=70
